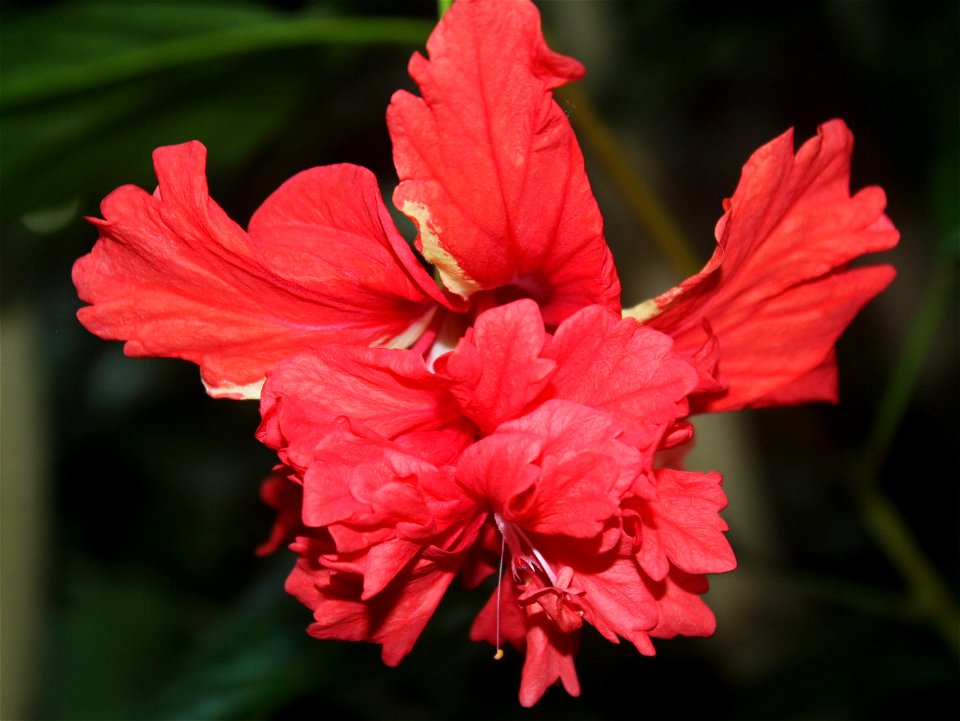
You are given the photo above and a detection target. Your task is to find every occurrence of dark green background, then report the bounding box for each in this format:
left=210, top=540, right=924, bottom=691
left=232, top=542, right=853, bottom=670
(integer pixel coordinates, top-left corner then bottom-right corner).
left=2, top=1, right=957, bottom=719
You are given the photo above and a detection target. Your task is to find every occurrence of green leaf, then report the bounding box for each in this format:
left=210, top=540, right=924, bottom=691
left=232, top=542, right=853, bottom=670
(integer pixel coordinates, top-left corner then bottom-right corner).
left=1, top=3, right=432, bottom=108
left=0, top=3, right=432, bottom=225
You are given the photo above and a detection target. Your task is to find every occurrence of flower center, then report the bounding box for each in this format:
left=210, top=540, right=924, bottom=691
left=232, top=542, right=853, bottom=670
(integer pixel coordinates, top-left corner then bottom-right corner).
left=493, top=512, right=557, bottom=587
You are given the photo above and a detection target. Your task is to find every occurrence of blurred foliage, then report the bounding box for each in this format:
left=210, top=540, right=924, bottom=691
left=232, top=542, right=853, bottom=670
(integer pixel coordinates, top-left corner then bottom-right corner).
left=1, top=1, right=957, bottom=719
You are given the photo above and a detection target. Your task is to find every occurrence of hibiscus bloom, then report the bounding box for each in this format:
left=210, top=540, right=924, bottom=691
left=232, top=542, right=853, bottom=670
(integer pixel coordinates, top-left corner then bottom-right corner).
left=251, top=15, right=898, bottom=694
left=70, top=0, right=897, bottom=708
left=257, top=299, right=736, bottom=706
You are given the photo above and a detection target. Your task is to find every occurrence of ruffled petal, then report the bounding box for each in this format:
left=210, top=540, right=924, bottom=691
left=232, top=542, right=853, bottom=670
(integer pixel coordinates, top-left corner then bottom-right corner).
left=388, top=0, right=620, bottom=323
left=73, top=143, right=441, bottom=398
left=290, top=552, right=461, bottom=667
left=298, top=421, right=437, bottom=532
left=518, top=610, right=581, bottom=707
left=470, top=570, right=581, bottom=707
left=457, top=400, right=639, bottom=539
left=564, top=544, right=660, bottom=650
left=436, top=299, right=556, bottom=433
left=257, top=345, right=473, bottom=468
left=628, top=120, right=898, bottom=411
left=544, top=305, right=699, bottom=450
left=646, top=569, right=718, bottom=639
left=632, top=469, right=736, bottom=581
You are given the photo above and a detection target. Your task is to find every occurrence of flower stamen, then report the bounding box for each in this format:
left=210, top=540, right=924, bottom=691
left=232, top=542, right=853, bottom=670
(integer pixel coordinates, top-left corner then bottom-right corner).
left=493, top=512, right=557, bottom=586
left=494, top=529, right=506, bottom=660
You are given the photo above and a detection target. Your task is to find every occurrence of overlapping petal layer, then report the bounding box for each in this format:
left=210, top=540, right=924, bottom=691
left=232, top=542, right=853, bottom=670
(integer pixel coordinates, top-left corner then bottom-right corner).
left=439, top=300, right=698, bottom=454
left=73, top=144, right=446, bottom=398
left=457, top=400, right=639, bottom=540
left=258, top=299, right=734, bottom=705
left=628, top=468, right=736, bottom=582
left=257, top=344, right=474, bottom=468
left=285, top=534, right=468, bottom=667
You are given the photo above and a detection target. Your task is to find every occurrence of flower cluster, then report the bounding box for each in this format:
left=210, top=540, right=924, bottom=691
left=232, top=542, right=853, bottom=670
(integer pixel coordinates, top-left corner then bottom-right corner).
left=72, top=0, right=897, bottom=706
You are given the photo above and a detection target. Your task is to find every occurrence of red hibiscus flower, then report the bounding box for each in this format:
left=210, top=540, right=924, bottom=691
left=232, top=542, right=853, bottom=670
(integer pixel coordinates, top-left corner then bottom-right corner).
left=70, top=0, right=897, bottom=708
left=258, top=299, right=736, bottom=706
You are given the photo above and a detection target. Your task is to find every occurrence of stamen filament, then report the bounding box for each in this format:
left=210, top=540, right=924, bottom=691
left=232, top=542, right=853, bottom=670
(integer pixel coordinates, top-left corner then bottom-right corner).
left=494, top=529, right=505, bottom=660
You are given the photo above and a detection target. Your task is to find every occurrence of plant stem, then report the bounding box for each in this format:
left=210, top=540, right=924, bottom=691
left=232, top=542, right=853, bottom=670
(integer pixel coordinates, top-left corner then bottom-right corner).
left=556, top=83, right=702, bottom=280
left=852, top=252, right=959, bottom=654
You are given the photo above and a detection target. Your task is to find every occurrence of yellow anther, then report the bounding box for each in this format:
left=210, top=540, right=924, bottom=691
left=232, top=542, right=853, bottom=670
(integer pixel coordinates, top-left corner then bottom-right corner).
left=494, top=648, right=504, bottom=660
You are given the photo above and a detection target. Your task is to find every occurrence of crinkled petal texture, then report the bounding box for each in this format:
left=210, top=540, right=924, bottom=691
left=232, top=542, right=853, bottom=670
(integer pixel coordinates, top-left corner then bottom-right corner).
left=628, top=120, right=898, bottom=411
left=457, top=400, right=640, bottom=541
left=628, top=469, right=737, bottom=583
left=285, top=534, right=470, bottom=667
left=73, top=0, right=622, bottom=402
left=389, top=0, right=620, bottom=324
left=273, top=417, right=486, bottom=666
left=73, top=142, right=447, bottom=399
left=259, top=299, right=734, bottom=706
left=435, top=299, right=557, bottom=433
left=447, top=308, right=730, bottom=705
left=257, top=343, right=476, bottom=469
left=257, top=342, right=485, bottom=666
left=438, top=299, right=698, bottom=454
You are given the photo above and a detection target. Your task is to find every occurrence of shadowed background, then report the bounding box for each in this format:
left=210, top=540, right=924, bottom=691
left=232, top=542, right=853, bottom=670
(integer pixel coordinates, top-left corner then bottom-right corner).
left=1, top=1, right=957, bottom=719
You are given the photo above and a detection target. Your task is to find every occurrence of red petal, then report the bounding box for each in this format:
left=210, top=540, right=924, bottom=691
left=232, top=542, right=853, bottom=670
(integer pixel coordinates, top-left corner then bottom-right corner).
left=456, top=429, right=543, bottom=516
left=518, top=611, right=581, bottom=707
left=388, top=0, right=620, bottom=324
left=458, top=400, right=639, bottom=539
left=289, top=554, right=460, bottom=667
left=257, top=345, right=473, bottom=468
left=472, top=571, right=581, bottom=707
left=633, top=469, right=736, bottom=580
left=634, top=120, right=898, bottom=411
left=436, top=299, right=556, bottom=432
left=73, top=143, right=440, bottom=398
left=544, top=305, right=699, bottom=450
left=301, top=431, right=434, bottom=535
left=248, top=162, right=450, bottom=311
left=646, top=569, right=718, bottom=639
left=470, top=572, right=528, bottom=652
left=358, top=539, right=423, bottom=600
left=255, top=466, right=303, bottom=557
left=570, top=548, right=659, bottom=648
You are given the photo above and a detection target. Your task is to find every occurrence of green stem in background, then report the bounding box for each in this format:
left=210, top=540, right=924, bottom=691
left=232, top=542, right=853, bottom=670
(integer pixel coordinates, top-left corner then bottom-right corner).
left=2, top=16, right=434, bottom=109
left=852, top=246, right=959, bottom=654
left=556, top=83, right=703, bottom=280
left=438, top=0, right=454, bottom=18
left=860, top=255, right=955, bottom=480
